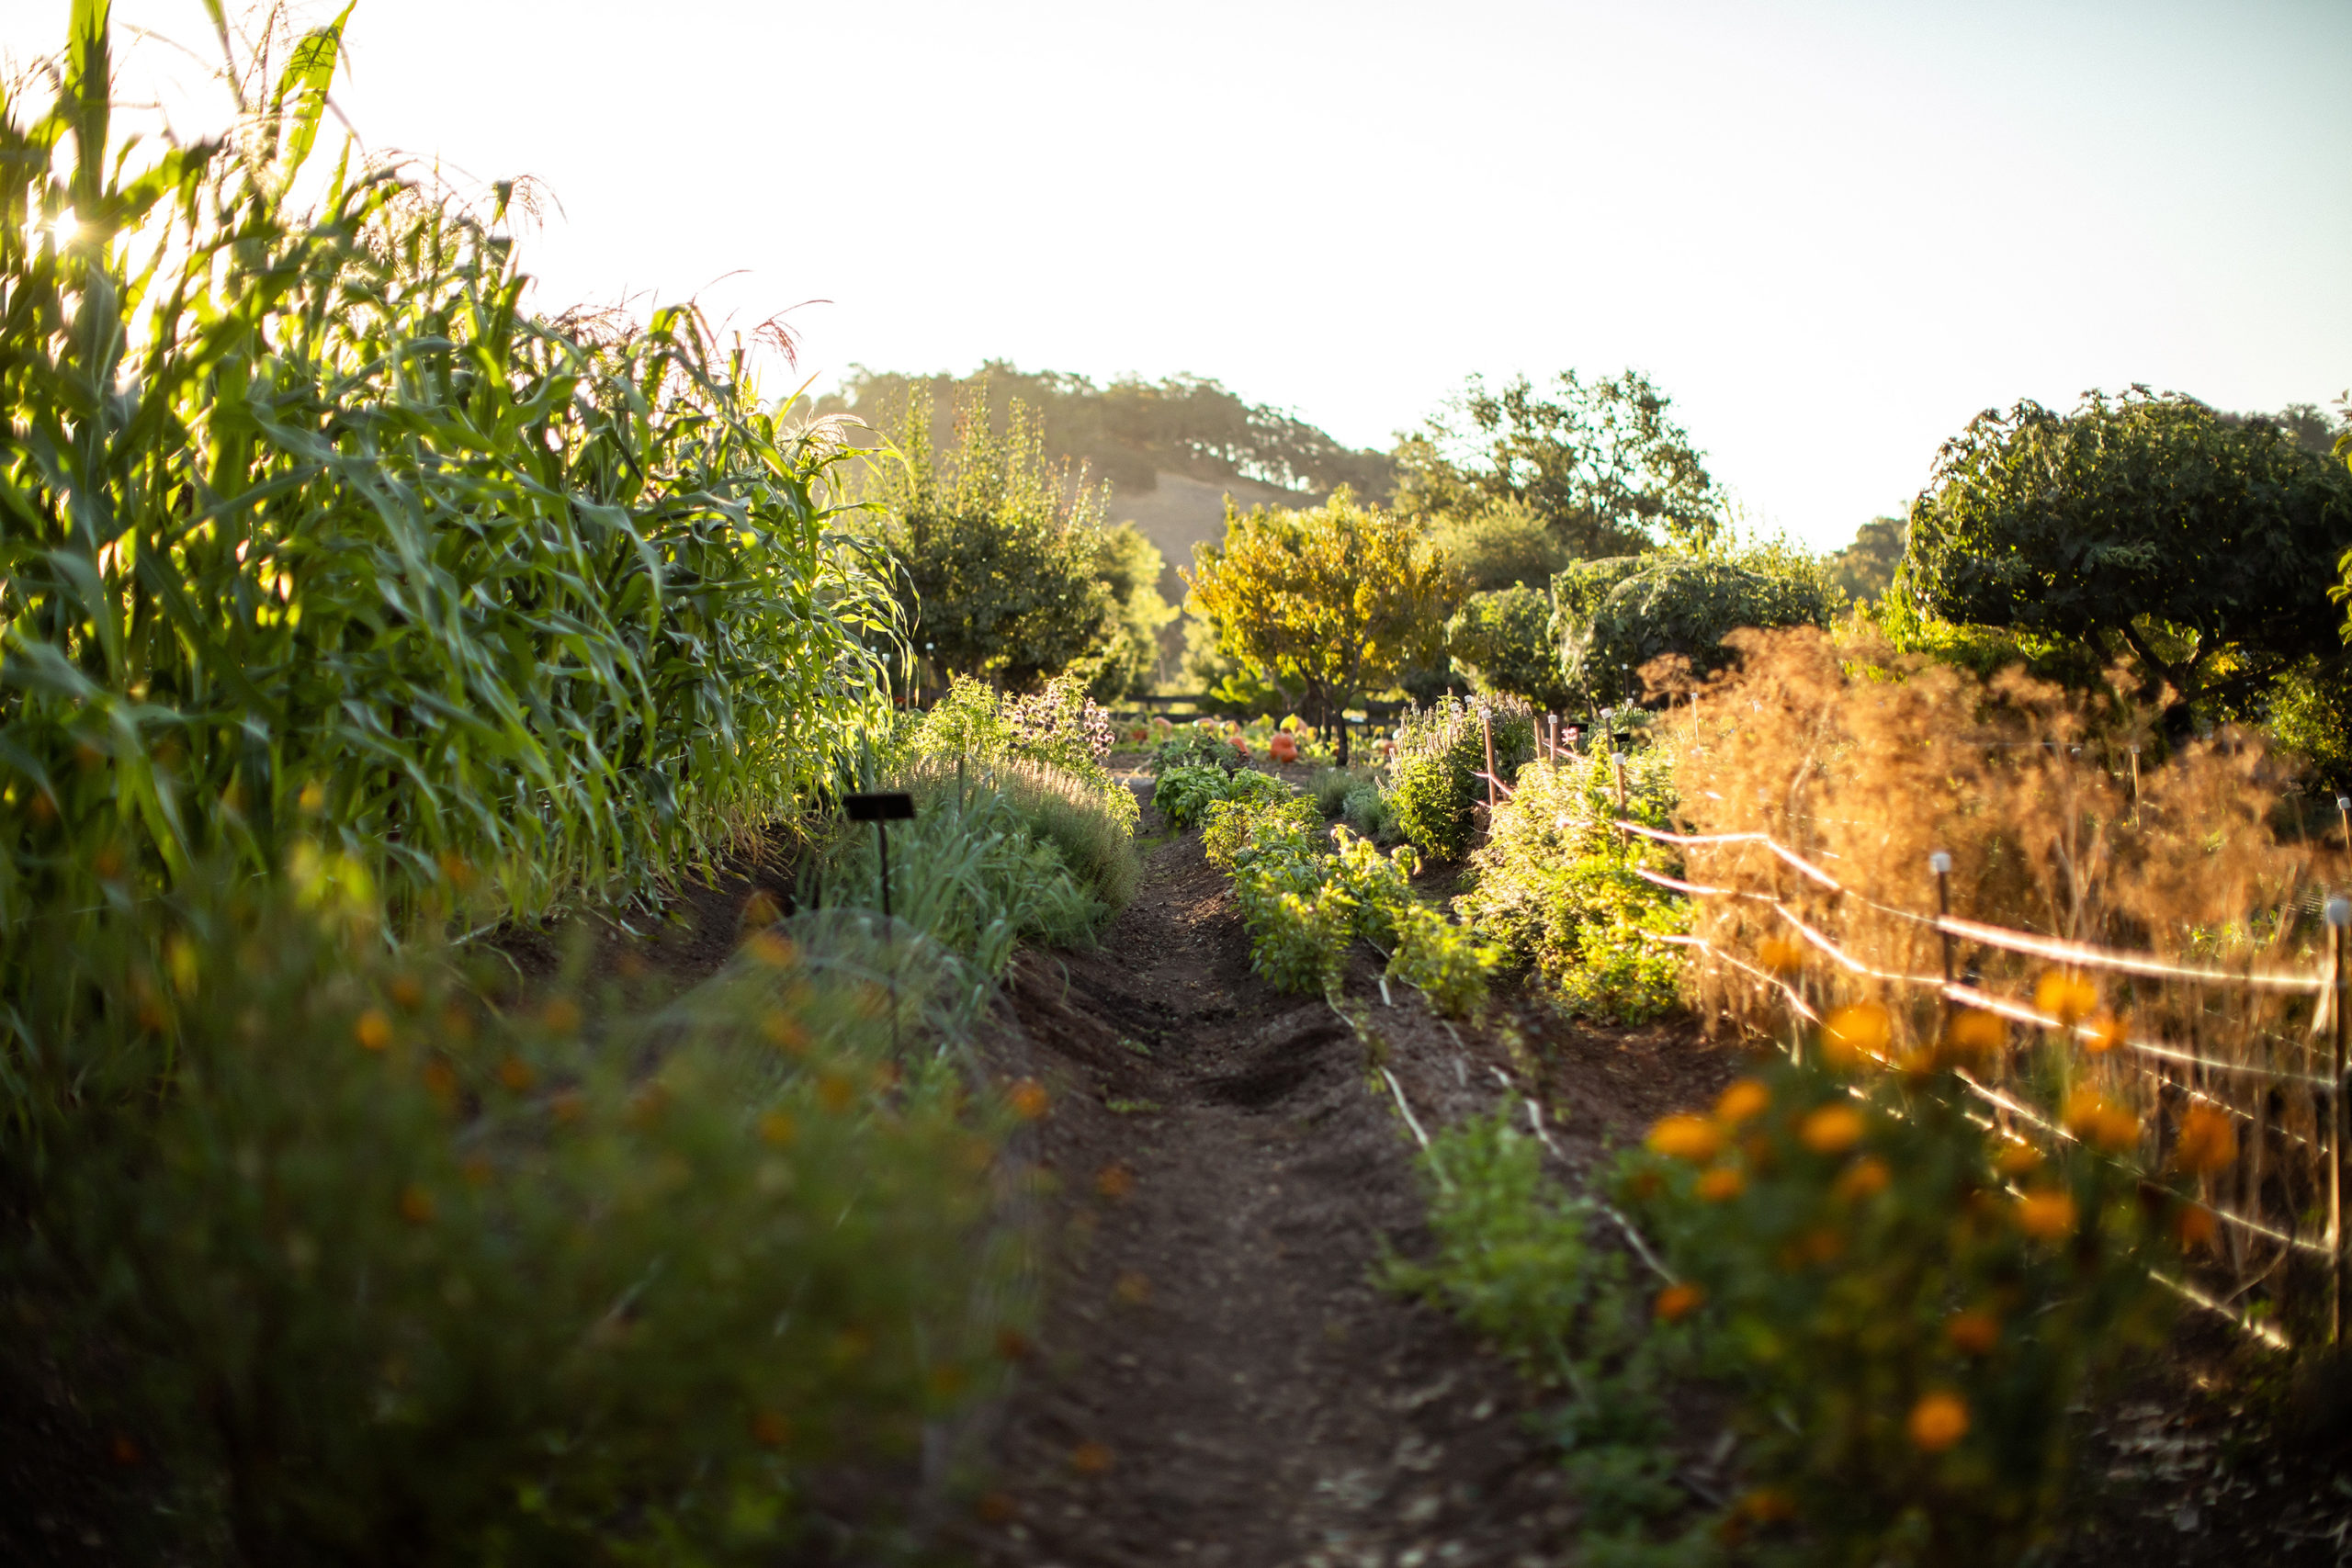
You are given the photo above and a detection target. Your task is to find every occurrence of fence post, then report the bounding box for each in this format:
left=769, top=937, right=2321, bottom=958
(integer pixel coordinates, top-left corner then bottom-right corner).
left=2330, top=896, right=2349, bottom=1347
left=1930, top=852, right=1955, bottom=990
left=1481, top=706, right=1498, bottom=815
left=2128, top=746, right=2142, bottom=827
left=2337, top=795, right=2350, bottom=862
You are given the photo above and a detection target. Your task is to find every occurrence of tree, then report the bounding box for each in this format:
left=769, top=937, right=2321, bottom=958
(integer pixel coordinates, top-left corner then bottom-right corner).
left=1428, top=497, right=1576, bottom=593
left=1828, top=516, right=1906, bottom=605
left=1091, top=522, right=1177, bottom=699
left=1393, top=369, right=1723, bottom=558
left=865, top=381, right=1127, bottom=694
left=1447, top=585, right=1573, bottom=710
left=1553, top=555, right=1838, bottom=705
left=1184, top=486, right=1462, bottom=759
left=1897, top=388, right=2352, bottom=731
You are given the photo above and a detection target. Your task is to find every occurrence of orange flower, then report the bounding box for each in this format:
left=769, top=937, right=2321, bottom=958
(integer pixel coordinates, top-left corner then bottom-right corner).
left=1758, top=937, right=1806, bottom=976
left=751, top=1410, right=790, bottom=1448
left=2171, top=1105, right=2238, bottom=1177
left=2175, top=1202, right=2218, bottom=1249
left=1821, top=1003, right=1891, bottom=1066
left=816, top=1073, right=857, bottom=1114
left=1071, top=1440, right=1115, bottom=1475
left=2014, top=1188, right=2077, bottom=1242
left=760, top=1010, right=809, bottom=1055
left=1801, top=1225, right=1846, bottom=1264
left=2062, top=1089, right=2142, bottom=1154
left=1907, top=1391, right=1970, bottom=1451
left=2085, top=1011, right=2129, bottom=1054
left=541, top=997, right=582, bottom=1035
left=1736, top=1487, right=1798, bottom=1523
left=1945, top=1310, right=2000, bottom=1356
left=397, top=1184, right=435, bottom=1224
left=1714, top=1078, right=1771, bottom=1126
left=1939, top=1008, right=2006, bottom=1064
left=1646, top=1114, right=1725, bottom=1164
left=421, top=1059, right=458, bottom=1107
left=743, top=931, right=797, bottom=968
left=2033, top=970, right=2099, bottom=1026
left=1008, top=1079, right=1051, bottom=1121
left=1994, top=1142, right=2043, bottom=1178
left=549, top=1089, right=585, bottom=1125
left=496, top=1055, right=536, bottom=1092
left=758, top=1110, right=797, bottom=1146
left=1095, top=1163, right=1136, bottom=1201
left=387, top=976, right=425, bottom=1011
left=1655, top=1281, right=1704, bottom=1323
left=354, top=1009, right=393, bottom=1052
left=1697, top=1166, right=1746, bottom=1201
left=1799, top=1103, right=1866, bottom=1156
left=1834, top=1155, right=1891, bottom=1201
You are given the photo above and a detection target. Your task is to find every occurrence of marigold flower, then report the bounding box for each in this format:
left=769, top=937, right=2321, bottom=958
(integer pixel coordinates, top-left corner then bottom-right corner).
left=743, top=930, right=796, bottom=968
left=1008, top=1078, right=1051, bottom=1121
left=1994, top=1142, right=2042, bottom=1178
left=1799, top=1103, right=1866, bottom=1156
left=758, top=1110, right=797, bottom=1146
left=1714, top=1077, right=1771, bottom=1126
left=496, top=1055, right=536, bottom=1092
left=397, top=1184, right=435, bottom=1224
left=760, top=1010, right=809, bottom=1055
left=2062, top=1088, right=2142, bottom=1154
left=1071, top=1440, right=1115, bottom=1474
left=2175, top=1202, right=2217, bottom=1249
left=1655, top=1281, right=1704, bottom=1322
left=1646, top=1113, right=1725, bottom=1163
left=2034, top=970, right=2099, bottom=1026
left=1821, top=1002, right=1891, bottom=1066
left=549, top=1089, right=585, bottom=1125
left=2171, top=1105, right=2238, bottom=1177
left=1834, top=1155, right=1891, bottom=1201
left=541, top=997, right=582, bottom=1035
left=1907, top=1391, right=1970, bottom=1451
left=387, top=976, right=424, bottom=1011
left=421, top=1058, right=458, bottom=1105
left=1697, top=1165, right=1746, bottom=1201
left=2014, top=1188, right=2077, bottom=1241
left=1945, top=1310, right=2000, bottom=1356
left=1801, top=1225, right=1846, bottom=1263
left=1939, top=1008, right=2006, bottom=1063
left=817, top=1073, right=857, bottom=1114
left=1736, top=1487, right=1797, bottom=1522
left=354, top=1009, right=393, bottom=1052
left=751, top=1410, right=790, bottom=1448
left=2086, top=1011, right=2129, bottom=1054
left=1095, top=1162, right=1136, bottom=1201
left=1758, top=937, right=1806, bottom=976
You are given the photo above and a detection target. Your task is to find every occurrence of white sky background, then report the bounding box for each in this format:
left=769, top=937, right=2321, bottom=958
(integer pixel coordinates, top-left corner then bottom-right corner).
left=8, top=0, right=2349, bottom=550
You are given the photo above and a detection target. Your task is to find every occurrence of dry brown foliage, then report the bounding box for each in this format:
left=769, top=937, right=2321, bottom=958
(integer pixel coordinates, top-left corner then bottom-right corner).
left=1670, top=626, right=2335, bottom=1321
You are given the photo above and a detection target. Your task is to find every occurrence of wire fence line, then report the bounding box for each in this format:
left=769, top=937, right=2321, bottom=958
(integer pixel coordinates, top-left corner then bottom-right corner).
left=1618, top=817, right=2352, bottom=1349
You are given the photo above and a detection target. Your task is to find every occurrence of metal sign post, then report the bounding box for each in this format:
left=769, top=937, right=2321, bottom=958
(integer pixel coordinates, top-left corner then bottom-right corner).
left=845, top=791, right=916, bottom=1055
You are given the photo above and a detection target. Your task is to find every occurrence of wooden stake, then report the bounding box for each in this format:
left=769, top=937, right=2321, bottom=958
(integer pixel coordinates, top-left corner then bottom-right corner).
left=2331, top=897, right=2349, bottom=1346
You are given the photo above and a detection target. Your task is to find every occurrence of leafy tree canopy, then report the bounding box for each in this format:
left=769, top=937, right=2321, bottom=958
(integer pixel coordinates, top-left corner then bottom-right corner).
left=1393, top=369, right=1724, bottom=558
left=1828, top=516, right=1906, bottom=605
left=1184, top=486, right=1463, bottom=756
left=1447, top=585, right=1573, bottom=711
left=819, top=361, right=1391, bottom=498
left=864, top=380, right=1166, bottom=696
left=1895, top=388, right=2352, bottom=728
left=1553, top=553, right=1838, bottom=705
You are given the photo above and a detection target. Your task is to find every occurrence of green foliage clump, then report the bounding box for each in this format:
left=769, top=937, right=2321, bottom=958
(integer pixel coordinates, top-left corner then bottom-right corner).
left=1386, top=1112, right=1707, bottom=1562
left=1623, top=1029, right=2180, bottom=1565
left=8, top=864, right=1024, bottom=1564
left=1455, top=752, right=1686, bottom=1022
left=1198, top=794, right=1422, bottom=997
left=2266, top=655, right=2352, bottom=787
left=1386, top=903, right=1502, bottom=1021
left=1387, top=694, right=1537, bottom=861
left=1554, top=554, right=1838, bottom=702
left=1341, top=780, right=1402, bottom=845
left=0, top=8, right=900, bottom=978
left=1426, top=498, right=1578, bottom=594
left=1154, top=763, right=1292, bottom=832
left=1448, top=584, right=1574, bottom=710
left=1146, top=727, right=1241, bottom=775
left=908, top=674, right=1136, bottom=838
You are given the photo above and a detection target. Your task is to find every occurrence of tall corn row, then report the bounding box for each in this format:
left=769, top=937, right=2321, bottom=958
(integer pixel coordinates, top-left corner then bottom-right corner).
left=0, top=6, right=899, bottom=1064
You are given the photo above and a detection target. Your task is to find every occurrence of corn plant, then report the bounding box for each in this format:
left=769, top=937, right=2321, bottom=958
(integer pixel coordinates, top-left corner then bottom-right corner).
left=0, top=3, right=899, bottom=1132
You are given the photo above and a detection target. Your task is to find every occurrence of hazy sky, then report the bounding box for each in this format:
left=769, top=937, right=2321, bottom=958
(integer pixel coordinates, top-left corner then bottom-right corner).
left=9, top=0, right=2349, bottom=547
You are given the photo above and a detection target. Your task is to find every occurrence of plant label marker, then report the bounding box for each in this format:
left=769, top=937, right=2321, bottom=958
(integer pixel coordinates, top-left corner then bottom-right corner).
left=845, top=791, right=916, bottom=1055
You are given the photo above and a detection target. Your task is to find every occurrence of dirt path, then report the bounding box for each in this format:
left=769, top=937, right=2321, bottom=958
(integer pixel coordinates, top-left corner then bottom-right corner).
left=956, top=809, right=1733, bottom=1568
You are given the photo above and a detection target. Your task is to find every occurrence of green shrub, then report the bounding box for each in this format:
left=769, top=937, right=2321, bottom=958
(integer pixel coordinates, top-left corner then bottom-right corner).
left=1307, top=765, right=1368, bottom=818
left=1447, top=585, right=1573, bottom=710
left=1387, top=694, right=1538, bottom=861
left=9, top=863, right=1025, bottom=1564
left=1145, top=726, right=1240, bottom=775
left=1455, top=753, right=1686, bottom=1022
left=1341, top=782, right=1402, bottom=845
left=1153, top=763, right=1292, bottom=832
left=908, top=674, right=1133, bottom=829
left=1623, top=1021, right=2180, bottom=1565
left=1329, top=826, right=1420, bottom=948
left=1386, top=903, right=1502, bottom=1021
left=1553, top=553, right=1836, bottom=702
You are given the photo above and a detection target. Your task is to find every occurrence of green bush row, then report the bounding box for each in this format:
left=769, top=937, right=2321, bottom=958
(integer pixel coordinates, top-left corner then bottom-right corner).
left=1152, top=762, right=1292, bottom=831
